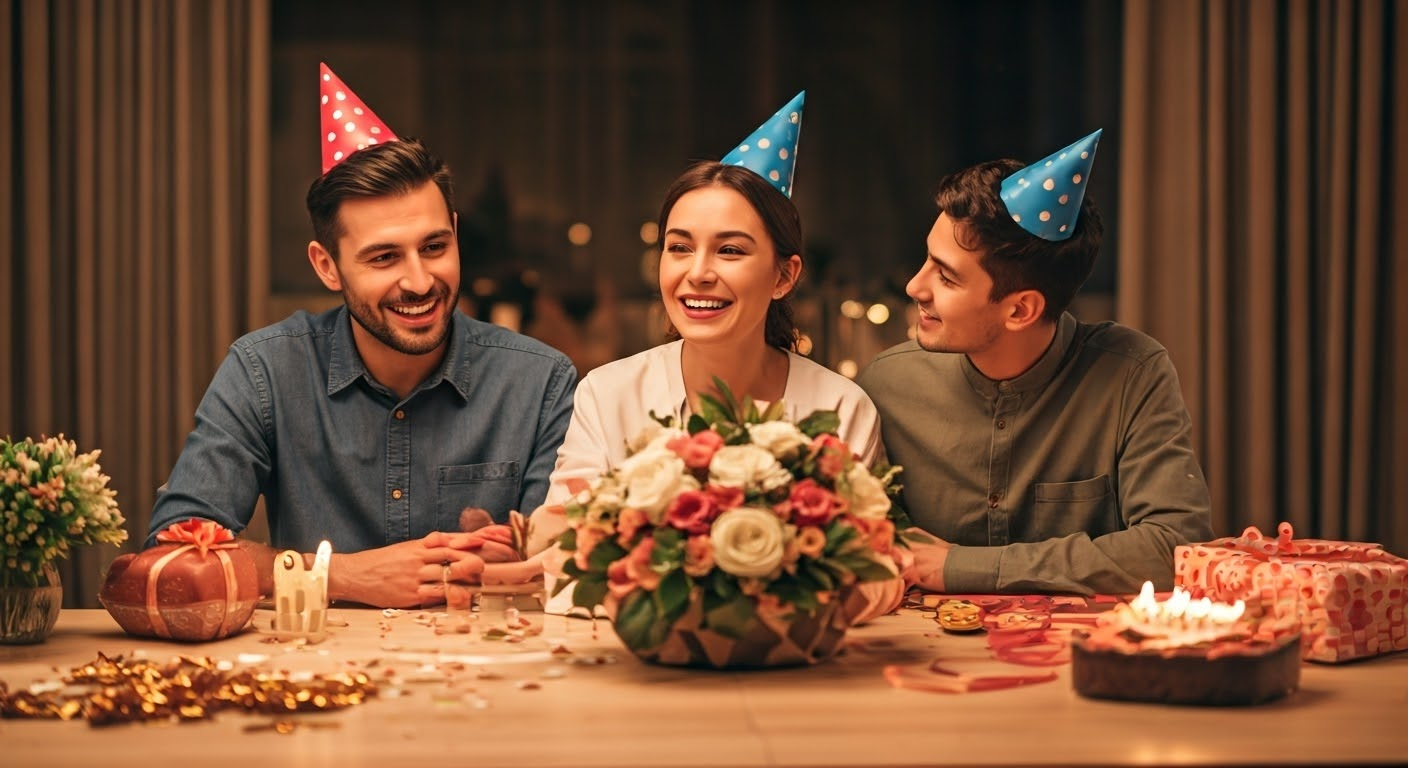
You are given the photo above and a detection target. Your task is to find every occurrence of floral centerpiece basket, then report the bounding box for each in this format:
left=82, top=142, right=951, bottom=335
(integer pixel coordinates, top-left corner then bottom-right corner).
left=1, top=435, right=127, bottom=643
left=554, top=380, right=906, bottom=669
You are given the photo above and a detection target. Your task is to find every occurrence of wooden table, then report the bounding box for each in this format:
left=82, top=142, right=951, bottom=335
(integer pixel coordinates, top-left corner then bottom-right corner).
left=2, top=607, right=1406, bottom=766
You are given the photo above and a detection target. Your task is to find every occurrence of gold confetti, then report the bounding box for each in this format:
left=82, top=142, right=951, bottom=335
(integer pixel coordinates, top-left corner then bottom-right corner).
left=0, top=652, right=377, bottom=727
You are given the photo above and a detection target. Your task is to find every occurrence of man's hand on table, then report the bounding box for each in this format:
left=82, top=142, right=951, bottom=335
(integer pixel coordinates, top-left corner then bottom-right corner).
left=329, top=532, right=489, bottom=608
left=900, top=527, right=952, bottom=593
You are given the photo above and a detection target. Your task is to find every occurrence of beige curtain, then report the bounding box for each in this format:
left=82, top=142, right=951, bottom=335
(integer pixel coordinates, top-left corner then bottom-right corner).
left=3, top=0, right=271, bottom=605
left=1119, top=0, right=1406, bottom=554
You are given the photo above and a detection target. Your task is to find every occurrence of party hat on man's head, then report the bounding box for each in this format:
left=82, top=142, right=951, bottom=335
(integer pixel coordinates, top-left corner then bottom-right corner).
left=999, top=129, right=1101, bottom=241
left=319, top=62, right=398, bottom=174
left=721, top=91, right=805, bottom=198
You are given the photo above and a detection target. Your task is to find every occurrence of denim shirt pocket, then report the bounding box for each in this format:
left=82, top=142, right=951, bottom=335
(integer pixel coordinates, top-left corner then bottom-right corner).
left=1031, top=475, right=1116, bottom=540
left=437, top=462, right=522, bottom=529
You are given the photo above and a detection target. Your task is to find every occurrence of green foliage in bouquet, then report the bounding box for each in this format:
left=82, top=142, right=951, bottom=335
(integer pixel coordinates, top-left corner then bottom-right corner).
left=1, top=435, right=127, bottom=587
left=555, top=378, right=907, bottom=654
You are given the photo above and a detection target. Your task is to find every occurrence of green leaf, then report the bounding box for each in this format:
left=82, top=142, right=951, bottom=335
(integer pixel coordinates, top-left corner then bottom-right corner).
left=759, top=400, right=786, bottom=423
left=686, top=413, right=710, bottom=435
left=655, top=570, right=691, bottom=624
left=711, top=375, right=743, bottom=418
left=709, top=568, right=738, bottom=600
left=648, top=409, right=677, bottom=428
left=799, top=559, right=837, bottom=591
left=743, top=396, right=761, bottom=424
left=833, top=554, right=897, bottom=583
left=697, top=393, right=735, bottom=428
left=823, top=521, right=859, bottom=554
left=586, top=538, right=628, bottom=572
left=556, top=527, right=578, bottom=552
left=614, top=589, right=662, bottom=652
left=702, top=593, right=756, bottom=639
left=572, top=575, right=609, bottom=608
left=796, top=409, right=841, bottom=438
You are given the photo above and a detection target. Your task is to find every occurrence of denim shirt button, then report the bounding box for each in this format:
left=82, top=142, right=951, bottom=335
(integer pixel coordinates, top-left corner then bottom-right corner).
left=394, top=409, right=406, bottom=420
left=392, top=489, right=403, bottom=500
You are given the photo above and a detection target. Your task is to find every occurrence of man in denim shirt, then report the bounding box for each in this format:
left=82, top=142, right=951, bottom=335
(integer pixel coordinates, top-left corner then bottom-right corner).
left=148, top=137, right=576, bottom=607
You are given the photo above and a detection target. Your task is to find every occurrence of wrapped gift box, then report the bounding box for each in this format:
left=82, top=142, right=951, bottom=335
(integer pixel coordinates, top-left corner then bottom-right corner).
left=100, top=520, right=259, bottom=641
left=1175, top=522, right=1408, bottom=663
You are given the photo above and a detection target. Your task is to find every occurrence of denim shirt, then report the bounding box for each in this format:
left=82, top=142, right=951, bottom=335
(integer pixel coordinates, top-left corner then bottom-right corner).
left=148, top=307, right=577, bottom=554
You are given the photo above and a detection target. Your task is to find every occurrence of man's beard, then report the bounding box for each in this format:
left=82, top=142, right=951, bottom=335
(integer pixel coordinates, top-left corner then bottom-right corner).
left=344, top=282, right=454, bottom=356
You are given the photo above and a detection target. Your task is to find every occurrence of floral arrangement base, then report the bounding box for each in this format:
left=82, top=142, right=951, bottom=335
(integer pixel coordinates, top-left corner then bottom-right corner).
left=0, top=563, right=63, bottom=645
left=622, top=591, right=851, bottom=669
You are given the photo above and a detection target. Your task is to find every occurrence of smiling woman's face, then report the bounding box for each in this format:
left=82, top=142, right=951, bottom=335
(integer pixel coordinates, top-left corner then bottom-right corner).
left=659, top=185, right=797, bottom=349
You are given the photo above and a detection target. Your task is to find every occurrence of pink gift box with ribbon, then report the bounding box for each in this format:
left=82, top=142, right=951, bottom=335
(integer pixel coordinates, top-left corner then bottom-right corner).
left=1174, top=522, right=1408, bottom=663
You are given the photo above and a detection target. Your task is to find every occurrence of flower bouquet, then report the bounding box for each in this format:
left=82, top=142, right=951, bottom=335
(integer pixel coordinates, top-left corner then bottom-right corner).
left=2, top=434, right=127, bottom=643
left=554, top=380, right=907, bottom=668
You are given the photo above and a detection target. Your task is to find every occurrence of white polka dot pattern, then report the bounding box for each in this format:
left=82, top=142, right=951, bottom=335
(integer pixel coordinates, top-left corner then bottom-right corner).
left=319, top=62, right=399, bottom=174
left=999, top=129, right=1101, bottom=242
left=720, top=91, right=805, bottom=198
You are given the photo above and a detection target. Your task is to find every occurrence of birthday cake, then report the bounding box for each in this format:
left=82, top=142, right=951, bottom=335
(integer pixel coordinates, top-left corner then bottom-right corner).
left=1072, top=583, right=1300, bottom=706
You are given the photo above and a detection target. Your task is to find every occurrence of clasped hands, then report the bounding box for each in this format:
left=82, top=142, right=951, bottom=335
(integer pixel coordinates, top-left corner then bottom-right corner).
left=329, top=509, right=537, bottom=609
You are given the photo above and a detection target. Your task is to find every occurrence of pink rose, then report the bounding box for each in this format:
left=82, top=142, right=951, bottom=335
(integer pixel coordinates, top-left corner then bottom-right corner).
left=683, top=534, right=715, bottom=577
left=616, top=507, right=650, bottom=547
left=606, top=536, right=660, bottom=599
left=665, top=490, right=719, bottom=535
left=809, top=434, right=853, bottom=480
left=667, top=430, right=726, bottom=470
left=775, top=478, right=847, bottom=526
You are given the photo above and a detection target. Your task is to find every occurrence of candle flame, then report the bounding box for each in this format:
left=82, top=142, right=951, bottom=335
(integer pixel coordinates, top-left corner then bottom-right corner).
left=1128, top=581, right=1244, bottom=626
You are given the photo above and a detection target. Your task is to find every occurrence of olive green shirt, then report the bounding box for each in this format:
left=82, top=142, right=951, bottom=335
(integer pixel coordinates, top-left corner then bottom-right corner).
left=858, top=313, right=1213, bottom=595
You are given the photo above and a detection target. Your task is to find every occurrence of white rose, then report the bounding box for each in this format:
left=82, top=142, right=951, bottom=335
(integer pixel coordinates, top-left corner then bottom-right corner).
left=843, top=463, right=892, bottom=521
left=710, top=507, right=789, bottom=578
left=708, top=445, right=793, bottom=494
left=615, top=448, right=698, bottom=523
left=626, top=423, right=685, bottom=455
left=747, top=421, right=809, bottom=459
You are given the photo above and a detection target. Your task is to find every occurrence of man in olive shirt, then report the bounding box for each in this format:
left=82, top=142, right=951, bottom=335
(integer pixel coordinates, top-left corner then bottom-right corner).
left=859, top=136, right=1213, bottom=595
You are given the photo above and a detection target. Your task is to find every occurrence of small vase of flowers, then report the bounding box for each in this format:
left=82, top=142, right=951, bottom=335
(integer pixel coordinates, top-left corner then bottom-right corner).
left=1, top=434, right=127, bottom=643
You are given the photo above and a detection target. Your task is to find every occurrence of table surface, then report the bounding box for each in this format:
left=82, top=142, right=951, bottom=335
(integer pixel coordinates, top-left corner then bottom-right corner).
left=2, top=606, right=1406, bottom=767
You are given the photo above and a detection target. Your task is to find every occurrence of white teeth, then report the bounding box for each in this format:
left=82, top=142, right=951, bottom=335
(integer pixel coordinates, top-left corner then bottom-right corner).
left=683, top=298, right=728, bottom=310
left=393, top=300, right=434, bottom=316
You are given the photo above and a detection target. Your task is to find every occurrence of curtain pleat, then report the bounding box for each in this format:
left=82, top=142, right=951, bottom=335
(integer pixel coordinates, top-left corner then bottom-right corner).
left=5, top=0, right=271, bottom=606
left=1120, top=0, right=1404, bottom=554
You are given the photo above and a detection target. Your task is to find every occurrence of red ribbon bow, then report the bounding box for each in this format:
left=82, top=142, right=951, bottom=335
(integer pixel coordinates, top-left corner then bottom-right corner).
left=154, top=519, right=235, bottom=557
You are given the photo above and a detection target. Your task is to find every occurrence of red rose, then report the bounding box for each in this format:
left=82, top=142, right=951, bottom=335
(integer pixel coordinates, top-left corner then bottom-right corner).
left=667, top=430, right=726, bottom=470
left=809, top=434, right=853, bottom=480
left=705, top=484, right=745, bottom=511
left=777, top=478, right=847, bottom=526
left=665, top=490, right=719, bottom=535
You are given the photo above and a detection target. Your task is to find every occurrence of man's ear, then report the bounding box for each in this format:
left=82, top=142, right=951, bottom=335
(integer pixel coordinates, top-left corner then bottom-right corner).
left=774, top=254, right=802, bottom=299
left=1003, top=289, right=1046, bottom=331
left=308, top=240, right=342, bottom=292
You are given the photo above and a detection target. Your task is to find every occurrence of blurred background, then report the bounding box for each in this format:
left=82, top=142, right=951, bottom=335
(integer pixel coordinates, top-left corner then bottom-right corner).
left=4, top=0, right=1404, bottom=605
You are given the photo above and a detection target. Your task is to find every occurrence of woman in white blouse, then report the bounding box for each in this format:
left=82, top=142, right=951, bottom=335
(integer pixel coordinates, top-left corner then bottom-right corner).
left=511, top=159, right=901, bottom=622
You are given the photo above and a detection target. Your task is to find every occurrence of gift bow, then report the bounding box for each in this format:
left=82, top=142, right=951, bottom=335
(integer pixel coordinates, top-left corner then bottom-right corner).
left=155, top=518, right=237, bottom=557
left=1212, top=522, right=1393, bottom=563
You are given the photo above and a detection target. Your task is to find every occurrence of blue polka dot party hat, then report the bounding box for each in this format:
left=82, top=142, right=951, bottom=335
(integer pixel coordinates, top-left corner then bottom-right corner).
left=999, top=129, right=1102, bottom=241
left=721, top=91, right=805, bottom=198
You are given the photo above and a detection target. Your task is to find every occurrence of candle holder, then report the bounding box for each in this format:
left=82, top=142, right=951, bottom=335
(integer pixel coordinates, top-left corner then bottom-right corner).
left=272, top=541, right=332, bottom=643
